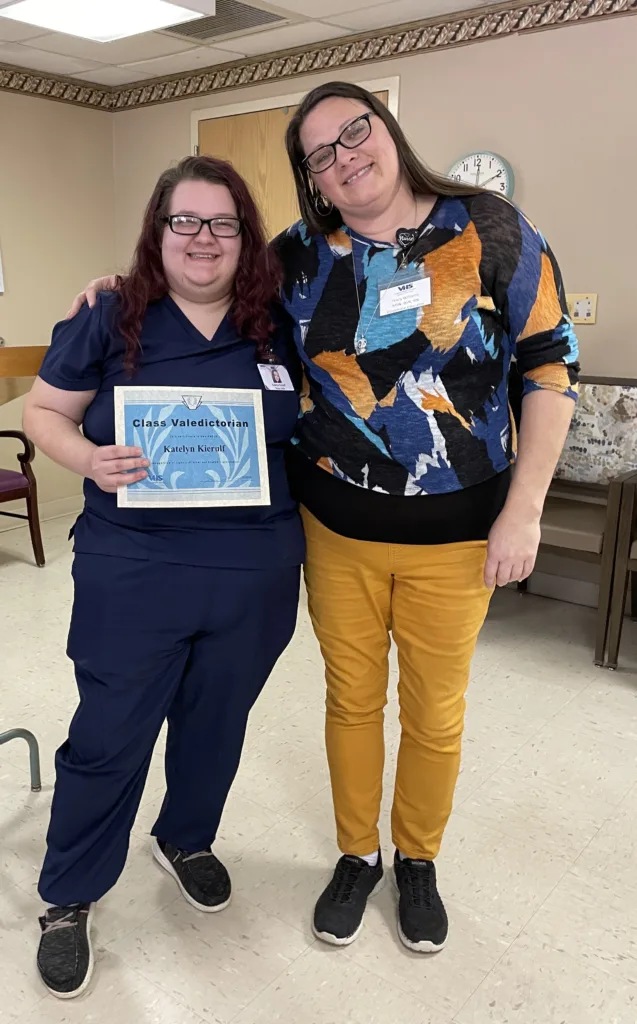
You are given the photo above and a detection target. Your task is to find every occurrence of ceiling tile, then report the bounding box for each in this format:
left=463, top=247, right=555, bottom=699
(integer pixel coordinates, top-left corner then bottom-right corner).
left=27, top=29, right=197, bottom=64
left=329, top=0, right=493, bottom=30
left=214, top=20, right=350, bottom=56
left=268, top=0, right=372, bottom=16
left=0, top=40, right=104, bottom=75
left=69, top=65, right=157, bottom=86
left=0, top=19, right=47, bottom=42
left=164, top=0, right=218, bottom=11
left=122, top=44, right=245, bottom=77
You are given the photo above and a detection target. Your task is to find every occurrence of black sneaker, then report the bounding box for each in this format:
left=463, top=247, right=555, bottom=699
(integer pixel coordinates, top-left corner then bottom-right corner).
left=37, top=903, right=94, bottom=999
left=394, top=850, right=448, bottom=953
left=313, top=853, right=384, bottom=946
left=152, top=837, right=231, bottom=912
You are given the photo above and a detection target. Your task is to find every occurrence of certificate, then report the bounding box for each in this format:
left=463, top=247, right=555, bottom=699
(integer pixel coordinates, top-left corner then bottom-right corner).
left=114, top=386, right=270, bottom=509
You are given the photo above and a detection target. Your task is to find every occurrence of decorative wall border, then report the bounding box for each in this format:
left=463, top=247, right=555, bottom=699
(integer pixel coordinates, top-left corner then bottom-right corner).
left=1, top=0, right=635, bottom=111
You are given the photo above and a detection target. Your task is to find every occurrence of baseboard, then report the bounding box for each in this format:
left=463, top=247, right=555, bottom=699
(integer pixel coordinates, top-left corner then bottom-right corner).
left=0, top=495, right=81, bottom=533
left=522, top=571, right=599, bottom=609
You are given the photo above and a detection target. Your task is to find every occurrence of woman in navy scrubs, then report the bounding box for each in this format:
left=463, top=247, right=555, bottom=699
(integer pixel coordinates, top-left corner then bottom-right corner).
left=23, top=156, right=304, bottom=999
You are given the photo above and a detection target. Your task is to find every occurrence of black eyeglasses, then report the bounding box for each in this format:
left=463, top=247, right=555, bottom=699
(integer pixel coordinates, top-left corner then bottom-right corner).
left=303, top=113, right=373, bottom=174
left=164, top=215, right=241, bottom=238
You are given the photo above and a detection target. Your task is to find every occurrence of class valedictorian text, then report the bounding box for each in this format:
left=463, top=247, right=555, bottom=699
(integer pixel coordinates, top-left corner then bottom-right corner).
left=132, top=417, right=250, bottom=428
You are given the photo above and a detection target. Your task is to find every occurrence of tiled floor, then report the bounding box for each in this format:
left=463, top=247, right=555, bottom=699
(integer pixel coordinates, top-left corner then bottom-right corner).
left=1, top=515, right=637, bottom=1024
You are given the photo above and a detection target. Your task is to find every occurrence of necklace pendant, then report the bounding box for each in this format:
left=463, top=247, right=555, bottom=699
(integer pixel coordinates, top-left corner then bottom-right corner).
left=396, top=227, right=418, bottom=250
left=355, top=336, right=367, bottom=355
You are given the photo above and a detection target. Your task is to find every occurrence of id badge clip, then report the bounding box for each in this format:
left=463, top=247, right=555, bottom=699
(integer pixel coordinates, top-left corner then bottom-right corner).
left=258, top=363, right=295, bottom=391
left=379, top=268, right=432, bottom=317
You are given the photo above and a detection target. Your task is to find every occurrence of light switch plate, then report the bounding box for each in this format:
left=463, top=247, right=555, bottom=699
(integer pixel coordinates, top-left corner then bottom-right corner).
left=567, top=293, right=598, bottom=324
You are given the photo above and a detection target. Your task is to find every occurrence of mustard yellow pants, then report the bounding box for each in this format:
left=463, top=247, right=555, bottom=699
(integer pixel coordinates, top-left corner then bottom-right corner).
left=302, top=508, right=493, bottom=861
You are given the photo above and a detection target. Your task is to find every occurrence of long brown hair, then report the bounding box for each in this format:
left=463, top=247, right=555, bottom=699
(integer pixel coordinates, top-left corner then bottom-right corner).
left=118, top=155, right=281, bottom=372
left=286, top=81, right=481, bottom=235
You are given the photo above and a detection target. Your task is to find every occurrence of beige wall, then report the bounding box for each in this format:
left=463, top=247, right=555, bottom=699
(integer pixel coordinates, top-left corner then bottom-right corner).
left=112, top=14, right=637, bottom=379
left=0, top=91, right=115, bottom=348
left=0, top=91, right=115, bottom=512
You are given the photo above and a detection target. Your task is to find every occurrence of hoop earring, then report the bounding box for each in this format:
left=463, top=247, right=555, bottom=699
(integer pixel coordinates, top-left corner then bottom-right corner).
left=313, top=192, right=334, bottom=216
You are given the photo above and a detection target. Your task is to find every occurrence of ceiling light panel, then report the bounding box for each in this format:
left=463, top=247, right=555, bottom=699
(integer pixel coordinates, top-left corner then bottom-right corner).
left=0, top=0, right=208, bottom=42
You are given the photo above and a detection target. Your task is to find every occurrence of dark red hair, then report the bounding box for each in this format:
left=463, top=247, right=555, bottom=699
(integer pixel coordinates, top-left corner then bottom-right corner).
left=117, top=155, right=281, bottom=372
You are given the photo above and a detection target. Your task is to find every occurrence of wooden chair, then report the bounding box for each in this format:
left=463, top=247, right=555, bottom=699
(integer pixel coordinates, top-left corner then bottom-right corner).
left=517, top=376, right=637, bottom=665
left=0, top=346, right=48, bottom=789
left=605, top=472, right=637, bottom=670
left=526, top=477, right=624, bottom=665
left=0, top=345, right=48, bottom=567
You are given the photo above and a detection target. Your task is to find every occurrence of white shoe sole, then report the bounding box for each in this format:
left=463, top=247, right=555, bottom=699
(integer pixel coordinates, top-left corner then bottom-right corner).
left=397, top=921, right=447, bottom=954
left=151, top=838, right=231, bottom=914
left=392, top=872, right=447, bottom=954
left=41, top=903, right=96, bottom=1000
left=312, top=873, right=385, bottom=947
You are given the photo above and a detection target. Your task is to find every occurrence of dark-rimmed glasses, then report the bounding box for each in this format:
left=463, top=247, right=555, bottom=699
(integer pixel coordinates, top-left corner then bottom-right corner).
left=163, top=215, right=241, bottom=238
left=303, top=113, right=373, bottom=174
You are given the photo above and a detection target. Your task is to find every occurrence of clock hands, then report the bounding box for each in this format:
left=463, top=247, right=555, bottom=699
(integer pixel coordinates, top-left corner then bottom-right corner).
left=480, top=172, right=503, bottom=188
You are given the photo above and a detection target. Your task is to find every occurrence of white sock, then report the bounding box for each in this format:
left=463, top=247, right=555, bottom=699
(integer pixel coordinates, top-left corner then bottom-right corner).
left=359, top=851, right=379, bottom=867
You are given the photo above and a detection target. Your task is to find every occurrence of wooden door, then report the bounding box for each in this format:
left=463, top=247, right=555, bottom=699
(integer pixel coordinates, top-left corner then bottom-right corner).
left=198, top=92, right=389, bottom=239
left=0, top=346, right=47, bottom=409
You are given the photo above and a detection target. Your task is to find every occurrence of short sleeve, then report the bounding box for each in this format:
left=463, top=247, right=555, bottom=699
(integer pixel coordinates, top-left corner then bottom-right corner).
left=38, top=294, right=109, bottom=392
left=472, top=194, right=580, bottom=402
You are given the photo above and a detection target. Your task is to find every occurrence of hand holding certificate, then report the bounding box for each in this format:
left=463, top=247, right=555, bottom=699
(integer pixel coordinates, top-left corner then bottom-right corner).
left=114, top=386, right=270, bottom=508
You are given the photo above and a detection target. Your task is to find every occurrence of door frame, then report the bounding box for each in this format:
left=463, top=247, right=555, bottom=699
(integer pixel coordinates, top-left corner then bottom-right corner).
left=190, top=76, right=400, bottom=154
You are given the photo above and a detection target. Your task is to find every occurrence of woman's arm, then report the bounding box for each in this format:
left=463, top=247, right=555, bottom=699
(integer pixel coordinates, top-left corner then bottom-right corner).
left=484, top=389, right=574, bottom=588
left=479, top=195, right=580, bottom=588
left=24, top=378, right=148, bottom=493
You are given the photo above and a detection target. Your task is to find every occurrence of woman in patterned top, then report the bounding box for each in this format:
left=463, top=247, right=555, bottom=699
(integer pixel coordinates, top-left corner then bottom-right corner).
left=68, top=81, right=579, bottom=957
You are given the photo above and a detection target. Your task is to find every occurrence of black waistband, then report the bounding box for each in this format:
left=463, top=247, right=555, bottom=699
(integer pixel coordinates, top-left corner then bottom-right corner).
left=286, top=447, right=510, bottom=545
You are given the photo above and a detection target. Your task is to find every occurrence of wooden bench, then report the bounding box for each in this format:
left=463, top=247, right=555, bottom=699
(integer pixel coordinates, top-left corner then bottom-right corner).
left=519, top=376, right=637, bottom=665
left=606, top=472, right=637, bottom=669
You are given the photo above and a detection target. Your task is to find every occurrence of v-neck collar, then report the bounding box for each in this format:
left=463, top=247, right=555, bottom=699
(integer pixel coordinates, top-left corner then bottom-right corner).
left=344, top=195, right=445, bottom=251
left=163, top=294, right=235, bottom=349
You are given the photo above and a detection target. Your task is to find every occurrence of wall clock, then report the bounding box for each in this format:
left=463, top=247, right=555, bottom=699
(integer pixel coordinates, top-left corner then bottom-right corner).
left=447, top=152, right=515, bottom=198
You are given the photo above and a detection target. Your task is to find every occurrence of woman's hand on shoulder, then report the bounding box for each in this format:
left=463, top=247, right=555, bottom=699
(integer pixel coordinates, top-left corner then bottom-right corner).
left=65, top=276, right=120, bottom=319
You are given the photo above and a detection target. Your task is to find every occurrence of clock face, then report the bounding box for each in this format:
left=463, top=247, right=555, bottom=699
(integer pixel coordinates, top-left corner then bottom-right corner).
left=447, top=152, right=514, bottom=198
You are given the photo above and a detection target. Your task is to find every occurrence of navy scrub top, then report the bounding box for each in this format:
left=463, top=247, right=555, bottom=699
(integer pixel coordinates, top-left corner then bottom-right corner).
left=38, top=292, right=305, bottom=570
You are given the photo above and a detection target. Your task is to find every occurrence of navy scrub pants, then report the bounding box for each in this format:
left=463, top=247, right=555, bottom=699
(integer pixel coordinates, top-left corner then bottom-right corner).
left=38, top=553, right=300, bottom=907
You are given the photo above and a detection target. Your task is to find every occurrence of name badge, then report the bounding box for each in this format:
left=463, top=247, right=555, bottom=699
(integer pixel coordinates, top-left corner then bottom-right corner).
left=258, top=363, right=295, bottom=391
left=379, top=273, right=432, bottom=317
